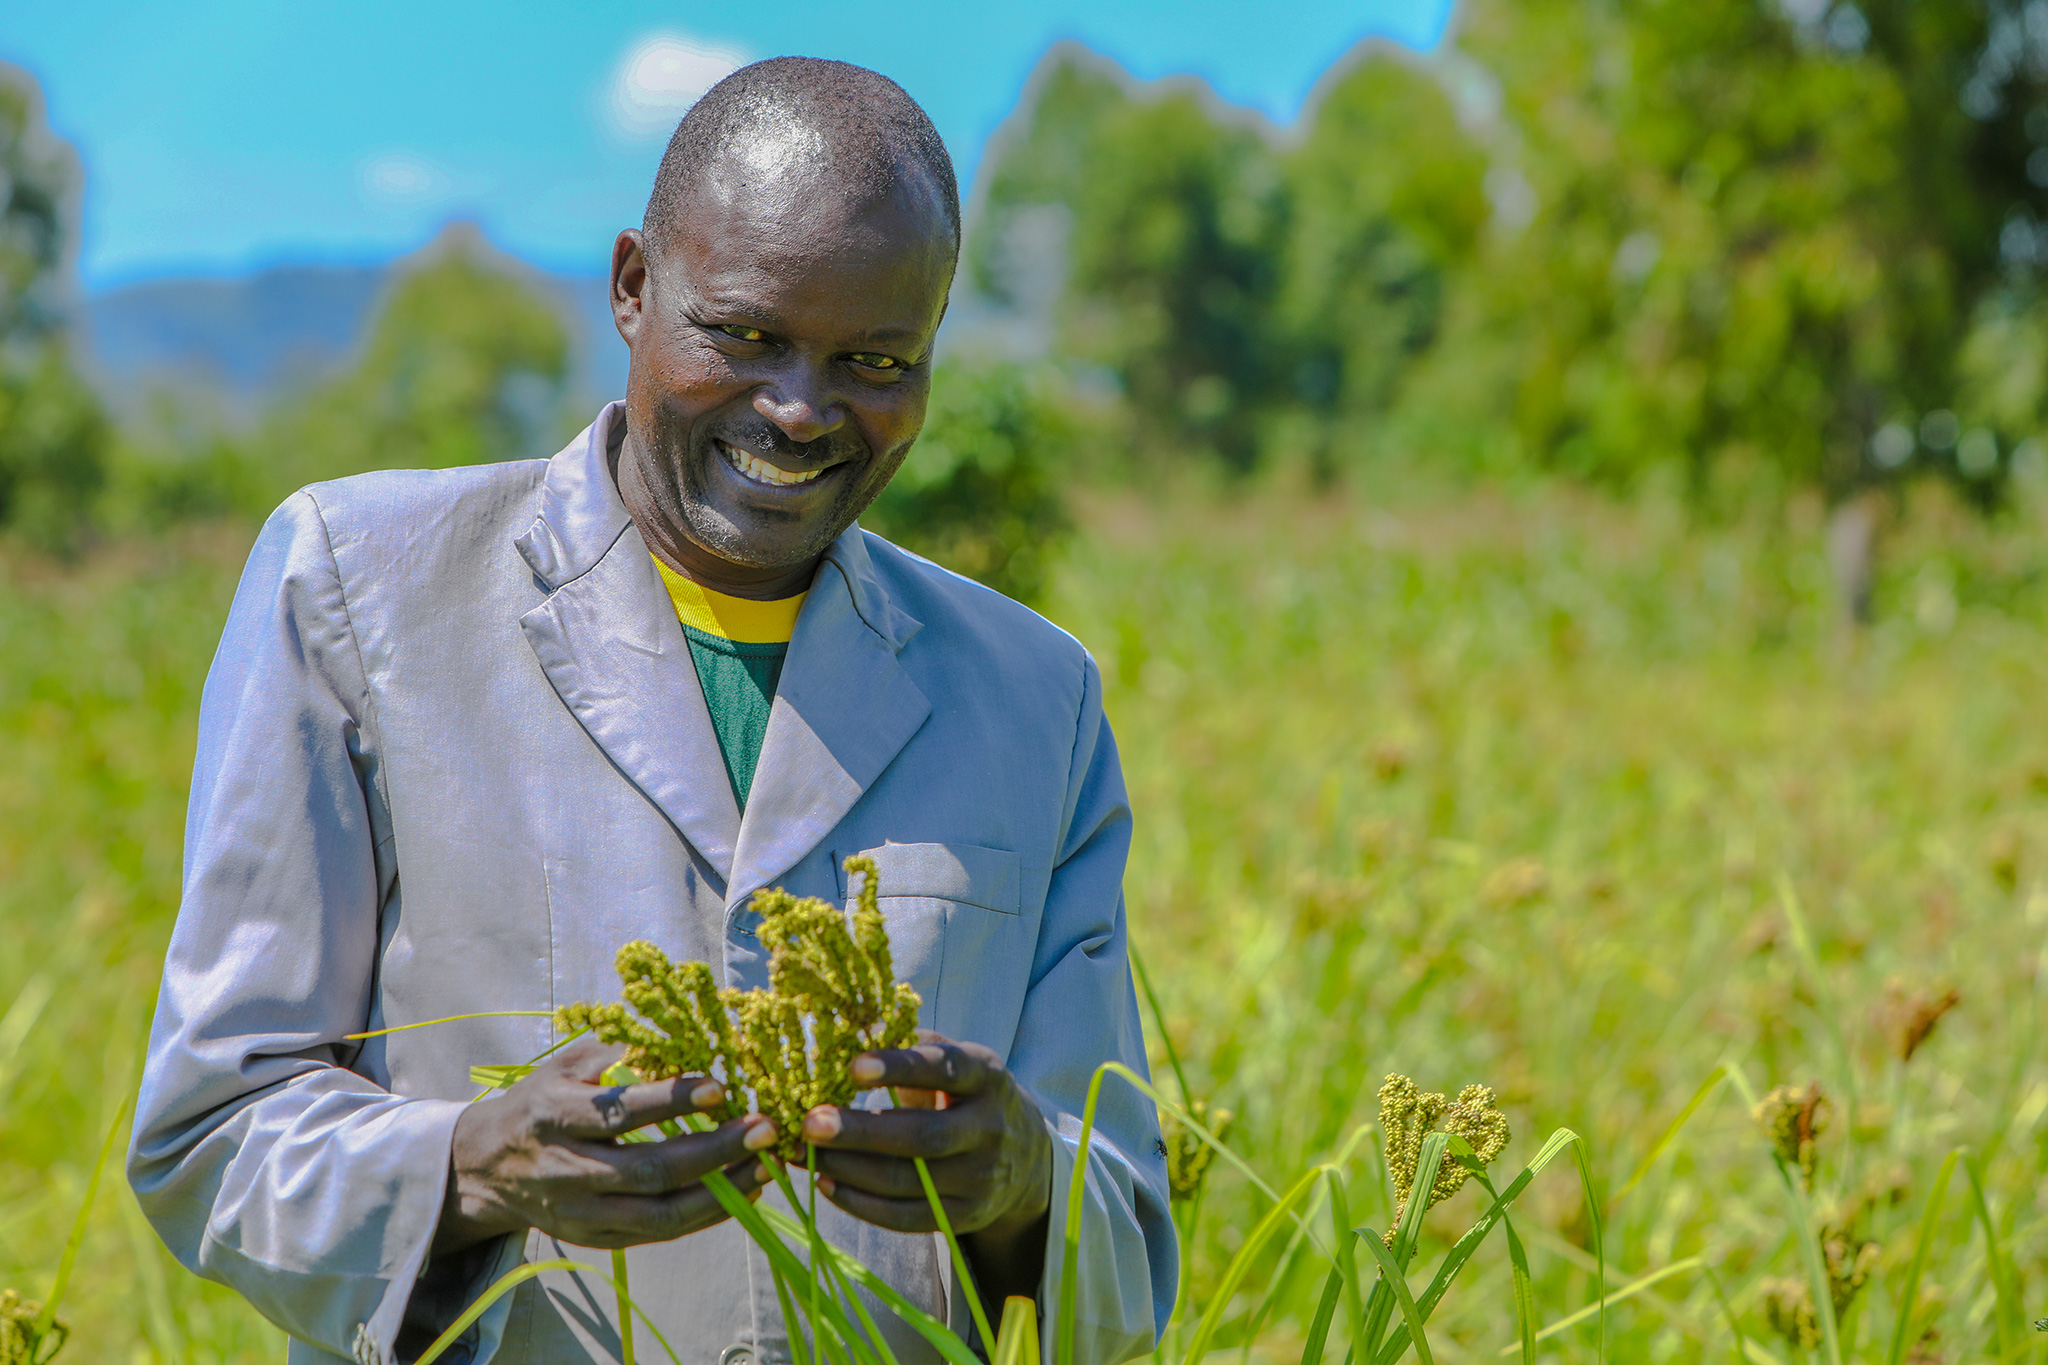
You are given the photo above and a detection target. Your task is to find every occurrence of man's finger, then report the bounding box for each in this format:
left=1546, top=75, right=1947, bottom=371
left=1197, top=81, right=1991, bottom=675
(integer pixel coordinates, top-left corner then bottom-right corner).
left=553, top=1072, right=734, bottom=1140
left=801, top=1102, right=974, bottom=1159
left=847, top=1041, right=1000, bottom=1097
left=807, top=1148, right=928, bottom=1200
left=585, top=1116, right=778, bottom=1193
left=565, top=1156, right=773, bottom=1247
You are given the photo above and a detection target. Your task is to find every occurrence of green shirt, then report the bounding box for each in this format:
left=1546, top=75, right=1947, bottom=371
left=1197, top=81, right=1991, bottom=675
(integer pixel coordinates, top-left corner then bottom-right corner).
left=681, top=624, right=786, bottom=809
left=650, top=554, right=808, bottom=811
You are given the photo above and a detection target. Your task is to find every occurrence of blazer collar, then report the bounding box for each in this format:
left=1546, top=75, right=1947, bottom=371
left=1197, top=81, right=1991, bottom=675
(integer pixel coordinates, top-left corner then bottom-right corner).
left=513, top=402, right=632, bottom=592
left=514, top=405, right=742, bottom=883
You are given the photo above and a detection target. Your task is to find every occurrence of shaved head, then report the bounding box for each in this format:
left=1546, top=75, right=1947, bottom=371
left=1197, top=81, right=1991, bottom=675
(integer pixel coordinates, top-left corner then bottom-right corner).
left=643, top=56, right=960, bottom=265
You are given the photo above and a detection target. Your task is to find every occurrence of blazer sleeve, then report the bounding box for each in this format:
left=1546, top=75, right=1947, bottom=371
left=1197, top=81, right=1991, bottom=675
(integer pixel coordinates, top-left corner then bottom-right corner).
left=128, top=492, right=469, bottom=1365
left=1011, top=652, right=1177, bottom=1365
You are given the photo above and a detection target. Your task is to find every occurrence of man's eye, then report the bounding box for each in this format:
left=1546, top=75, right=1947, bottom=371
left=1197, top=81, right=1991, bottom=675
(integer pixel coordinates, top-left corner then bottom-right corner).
left=715, top=325, right=768, bottom=343
left=849, top=353, right=902, bottom=371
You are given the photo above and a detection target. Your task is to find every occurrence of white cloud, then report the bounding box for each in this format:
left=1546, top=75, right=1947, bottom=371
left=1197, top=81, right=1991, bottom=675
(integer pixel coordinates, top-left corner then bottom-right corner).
left=360, top=154, right=439, bottom=203
left=605, top=32, right=746, bottom=141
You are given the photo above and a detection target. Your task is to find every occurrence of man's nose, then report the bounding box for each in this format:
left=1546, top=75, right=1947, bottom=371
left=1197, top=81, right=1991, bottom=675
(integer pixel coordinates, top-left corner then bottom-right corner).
left=753, top=364, right=847, bottom=446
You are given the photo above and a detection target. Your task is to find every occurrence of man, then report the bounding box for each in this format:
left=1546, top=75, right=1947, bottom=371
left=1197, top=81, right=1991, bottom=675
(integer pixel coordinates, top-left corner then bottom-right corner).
left=129, top=57, right=1173, bottom=1365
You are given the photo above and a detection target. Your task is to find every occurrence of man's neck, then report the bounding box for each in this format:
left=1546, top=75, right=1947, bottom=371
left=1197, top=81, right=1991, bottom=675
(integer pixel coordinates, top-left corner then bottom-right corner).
left=610, top=413, right=821, bottom=601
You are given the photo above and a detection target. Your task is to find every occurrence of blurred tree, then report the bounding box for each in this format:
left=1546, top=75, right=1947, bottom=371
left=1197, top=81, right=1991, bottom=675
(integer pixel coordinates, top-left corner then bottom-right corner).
left=261, top=224, right=571, bottom=499
left=970, top=44, right=1488, bottom=476
left=1445, top=0, right=2038, bottom=614
left=0, top=62, right=107, bottom=552
left=864, top=365, right=1072, bottom=604
left=1279, top=49, right=1489, bottom=475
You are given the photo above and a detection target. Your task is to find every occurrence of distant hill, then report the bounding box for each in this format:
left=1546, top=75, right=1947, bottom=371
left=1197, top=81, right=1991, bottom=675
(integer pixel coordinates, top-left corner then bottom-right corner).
left=82, top=254, right=627, bottom=418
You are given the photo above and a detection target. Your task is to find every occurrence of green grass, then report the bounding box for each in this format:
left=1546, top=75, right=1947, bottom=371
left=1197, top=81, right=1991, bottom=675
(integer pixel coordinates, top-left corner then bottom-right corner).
left=4, top=480, right=2047, bottom=1362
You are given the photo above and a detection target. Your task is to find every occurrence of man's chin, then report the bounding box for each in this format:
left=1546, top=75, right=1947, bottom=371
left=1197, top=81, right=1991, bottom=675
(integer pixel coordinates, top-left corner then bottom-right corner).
left=681, top=500, right=852, bottom=576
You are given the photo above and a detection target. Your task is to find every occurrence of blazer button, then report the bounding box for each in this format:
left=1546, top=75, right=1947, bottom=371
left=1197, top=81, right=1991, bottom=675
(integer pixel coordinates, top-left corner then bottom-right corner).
left=720, top=1346, right=757, bottom=1365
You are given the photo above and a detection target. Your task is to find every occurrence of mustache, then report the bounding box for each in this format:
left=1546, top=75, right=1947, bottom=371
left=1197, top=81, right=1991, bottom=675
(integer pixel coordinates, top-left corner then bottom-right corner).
left=708, top=420, right=863, bottom=466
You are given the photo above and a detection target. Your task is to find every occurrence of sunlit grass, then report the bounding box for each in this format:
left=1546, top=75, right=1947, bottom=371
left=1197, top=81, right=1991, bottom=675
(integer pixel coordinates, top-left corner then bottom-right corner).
left=4, top=477, right=2047, bottom=1362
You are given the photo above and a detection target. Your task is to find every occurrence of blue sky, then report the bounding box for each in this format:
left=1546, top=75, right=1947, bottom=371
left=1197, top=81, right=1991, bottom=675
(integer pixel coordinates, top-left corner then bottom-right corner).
left=1, top=1, right=1452, bottom=290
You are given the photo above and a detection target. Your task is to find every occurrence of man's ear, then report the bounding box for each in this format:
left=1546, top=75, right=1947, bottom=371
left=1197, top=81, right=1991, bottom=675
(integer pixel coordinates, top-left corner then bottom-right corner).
left=611, top=229, right=649, bottom=344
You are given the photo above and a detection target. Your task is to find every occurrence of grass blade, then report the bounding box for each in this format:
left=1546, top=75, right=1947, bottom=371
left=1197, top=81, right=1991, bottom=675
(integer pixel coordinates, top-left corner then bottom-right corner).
left=752, top=1201, right=981, bottom=1365
left=1390, top=1135, right=1449, bottom=1267
left=1177, top=1167, right=1328, bottom=1365
left=613, top=1248, right=635, bottom=1365
left=1493, top=1257, right=1704, bottom=1355
left=1698, top=1266, right=1755, bottom=1365
left=1569, top=1132, right=1607, bottom=1365
left=1357, top=1229, right=1436, bottom=1365
left=1329, top=1172, right=1365, bottom=1357
left=0, top=972, right=55, bottom=1099
left=1962, top=1152, right=2022, bottom=1361
left=994, top=1297, right=1039, bottom=1365
left=913, top=1152, right=997, bottom=1351
left=1612, top=1065, right=1730, bottom=1207
left=1300, top=1261, right=1347, bottom=1365
left=344, top=1009, right=553, bottom=1040
left=414, top=1258, right=588, bottom=1365
left=1883, top=1148, right=1960, bottom=1365
left=1771, top=1153, right=1842, bottom=1365
left=1500, top=1214, right=1536, bottom=1364
left=1369, top=1129, right=1584, bottom=1365
left=1129, top=941, right=1191, bottom=1104
left=32, top=1088, right=133, bottom=1341
left=1361, top=1135, right=1449, bottom=1357
left=1057, top=1063, right=1111, bottom=1365
left=1059, top=1060, right=1318, bottom=1365
left=412, top=1256, right=686, bottom=1365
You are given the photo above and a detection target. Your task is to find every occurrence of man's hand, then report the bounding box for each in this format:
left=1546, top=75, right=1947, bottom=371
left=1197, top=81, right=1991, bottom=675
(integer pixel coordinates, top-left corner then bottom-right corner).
left=435, top=1037, right=779, bottom=1255
left=802, top=1034, right=1054, bottom=1315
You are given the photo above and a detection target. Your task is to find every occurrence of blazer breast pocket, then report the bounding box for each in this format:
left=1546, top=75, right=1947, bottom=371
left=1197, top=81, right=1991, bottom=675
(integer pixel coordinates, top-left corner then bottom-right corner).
left=835, top=842, right=1025, bottom=1045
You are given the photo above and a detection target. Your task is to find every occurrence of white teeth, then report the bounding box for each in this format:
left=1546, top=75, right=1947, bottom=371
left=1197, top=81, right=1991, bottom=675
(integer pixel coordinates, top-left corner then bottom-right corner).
left=722, top=442, right=824, bottom=487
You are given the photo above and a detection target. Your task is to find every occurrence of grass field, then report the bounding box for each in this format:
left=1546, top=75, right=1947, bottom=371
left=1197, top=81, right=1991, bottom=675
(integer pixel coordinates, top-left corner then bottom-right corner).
left=2, top=477, right=2044, bottom=1363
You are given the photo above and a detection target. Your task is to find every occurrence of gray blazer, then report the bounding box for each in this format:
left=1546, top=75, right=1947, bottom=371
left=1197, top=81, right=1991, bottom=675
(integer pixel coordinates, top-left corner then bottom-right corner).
left=129, top=406, right=1174, bottom=1365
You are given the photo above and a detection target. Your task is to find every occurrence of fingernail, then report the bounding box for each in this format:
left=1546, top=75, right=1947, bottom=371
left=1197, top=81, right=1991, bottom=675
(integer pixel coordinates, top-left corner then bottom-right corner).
left=690, top=1081, right=724, bottom=1109
left=743, top=1121, right=778, bottom=1151
left=850, top=1056, right=884, bottom=1084
left=803, top=1107, right=842, bottom=1141
left=816, top=1175, right=835, bottom=1196
left=755, top=1160, right=775, bottom=1184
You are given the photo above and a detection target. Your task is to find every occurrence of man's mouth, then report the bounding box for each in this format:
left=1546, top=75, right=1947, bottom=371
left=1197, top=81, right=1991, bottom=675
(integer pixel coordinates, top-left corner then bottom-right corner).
left=719, top=440, right=829, bottom=488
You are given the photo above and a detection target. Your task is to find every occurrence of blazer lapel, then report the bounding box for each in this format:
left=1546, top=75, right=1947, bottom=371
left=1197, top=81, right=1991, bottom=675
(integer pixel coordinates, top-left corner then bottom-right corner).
left=514, top=405, right=743, bottom=884
left=727, top=526, right=930, bottom=912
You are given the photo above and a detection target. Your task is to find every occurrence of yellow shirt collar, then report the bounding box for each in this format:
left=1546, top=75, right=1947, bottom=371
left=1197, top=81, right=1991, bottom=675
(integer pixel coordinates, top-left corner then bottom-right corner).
left=652, top=555, right=806, bottom=644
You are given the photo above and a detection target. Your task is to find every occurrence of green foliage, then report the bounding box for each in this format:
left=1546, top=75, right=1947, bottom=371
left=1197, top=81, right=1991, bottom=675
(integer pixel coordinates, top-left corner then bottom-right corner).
left=1278, top=53, right=1487, bottom=468
left=0, top=63, right=79, bottom=345
left=1443, top=0, right=1980, bottom=494
left=970, top=47, right=1482, bottom=472
left=0, top=64, right=108, bottom=552
left=864, top=365, right=1072, bottom=603
left=266, top=228, right=572, bottom=494
left=973, top=10, right=2048, bottom=510
left=104, top=230, right=575, bottom=527
left=0, top=350, right=106, bottom=554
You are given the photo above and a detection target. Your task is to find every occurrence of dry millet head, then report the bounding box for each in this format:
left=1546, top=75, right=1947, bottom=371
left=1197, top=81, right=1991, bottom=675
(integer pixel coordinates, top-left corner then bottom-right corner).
left=1752, top=1082, right=1829, bottom=1190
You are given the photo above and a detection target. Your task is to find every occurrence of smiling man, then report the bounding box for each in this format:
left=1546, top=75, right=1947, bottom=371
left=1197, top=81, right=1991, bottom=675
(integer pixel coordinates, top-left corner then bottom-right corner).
left=130, top=57, right=1172, bottom=1365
